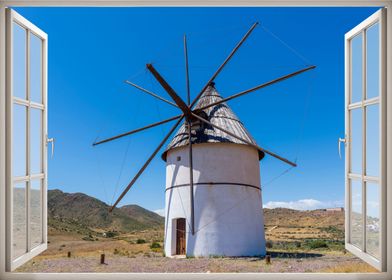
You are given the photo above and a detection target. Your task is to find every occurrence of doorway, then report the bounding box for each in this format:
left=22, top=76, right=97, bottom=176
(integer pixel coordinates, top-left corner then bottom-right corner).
left=176, top=218, right=186, bottom=255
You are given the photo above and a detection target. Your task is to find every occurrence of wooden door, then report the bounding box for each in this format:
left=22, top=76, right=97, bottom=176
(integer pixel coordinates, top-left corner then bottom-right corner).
left=176, top=218, right=186, bottom=255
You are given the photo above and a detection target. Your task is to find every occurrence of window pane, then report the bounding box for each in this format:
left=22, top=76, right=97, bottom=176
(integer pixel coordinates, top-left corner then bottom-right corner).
left=13, top=23, right=26, bottom=100
left=351, top=33, right=363, bottom=103
left=30, top=109, right=42, bottom=174
left=350, top=109, right=362, bottom=174
left=351, top=180, right=362, bottom=248
left=13, top=182, right=26, bottom=260
left=30, top=34, right=42, bottom=103
left=13, top=104, right=26, bottom=177
left=366, top=104, right=379, bottom=177
left=366, top=23, right=380, bottom=99
left=366, top=182, right=380, bottom=259
left=31, top=180, right=42, bottom=248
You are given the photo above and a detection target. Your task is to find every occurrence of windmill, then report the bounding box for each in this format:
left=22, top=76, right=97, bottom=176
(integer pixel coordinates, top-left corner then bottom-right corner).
left=93, top=22, right=315, bottom=257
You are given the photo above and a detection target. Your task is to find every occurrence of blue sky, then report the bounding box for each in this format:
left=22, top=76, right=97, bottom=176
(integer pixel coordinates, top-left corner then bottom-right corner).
left=14, top=7, right=379, bottom=213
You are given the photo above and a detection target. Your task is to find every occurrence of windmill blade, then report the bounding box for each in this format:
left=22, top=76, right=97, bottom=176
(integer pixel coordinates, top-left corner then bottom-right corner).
left=184, top=34, right=195, bottom=235
left=109, top=116, right=185, bottom=212
left=190, top=22, right=259, bottom=108
left=93, top=114, right=182, bottom=146
left=124, top=80, right=179, bottom=108
left=184, top=34, right=191, bottom=105
left=146, top=64, right=193, bottom=119
left=198, top=65, right=316, bottom=112
left=191, top=112, right=297, bottom=167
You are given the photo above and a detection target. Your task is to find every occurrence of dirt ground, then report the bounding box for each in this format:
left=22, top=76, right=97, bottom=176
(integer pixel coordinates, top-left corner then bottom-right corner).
left=15, top=230, right=378, bottom=273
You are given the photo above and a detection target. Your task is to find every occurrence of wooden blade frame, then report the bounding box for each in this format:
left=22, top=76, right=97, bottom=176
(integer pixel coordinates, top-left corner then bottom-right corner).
left=93, top=114, right=182, bottom=146
left=109, top=116, right=184, bottom=212
left=190, top=22, right=259, bottom=108
left=124, top=80, right=179, bottom=108
left=198, top=65, right=316, bottom=112
left=146, top=64, right=193, bottom=119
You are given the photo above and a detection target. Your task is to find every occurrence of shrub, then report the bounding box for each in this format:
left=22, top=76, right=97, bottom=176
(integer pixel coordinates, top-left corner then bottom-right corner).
left=150, top=242, right=161, bottom=249
left=136, top=239, right=146, bottom=244
left=82, top=235, right=95, bottom=241
left=307, top=239, right=328, bottom=249
left=105, top=231, right=118, bottom=238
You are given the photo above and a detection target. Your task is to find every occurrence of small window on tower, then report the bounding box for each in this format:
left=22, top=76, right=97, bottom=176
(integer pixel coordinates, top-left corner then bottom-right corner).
left=177, top=156, right=181, bottom=161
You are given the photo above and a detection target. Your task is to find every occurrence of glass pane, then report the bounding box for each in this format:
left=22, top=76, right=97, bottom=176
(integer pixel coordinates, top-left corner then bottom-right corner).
left=30, top=34, right=42, bottom=103
left=13, top=23, right=26, bottom=100
left=366, top=23, right=380, bottom=99
left=366, top=104, right=380, bottom=177
left=351, top=33, right=363, bottom=103
left=351, top=180, right=363, bottom=248
left=366, top=182, right=380, bottom=259
left=13, top=182, right=26, bottom=260
left=31, top=180, right=42, bottom=248
left=351, top=109, right=362, bottom=174
left=30, top=109, right=42, bottom=174
left=13, top=104, right=26, bottom=177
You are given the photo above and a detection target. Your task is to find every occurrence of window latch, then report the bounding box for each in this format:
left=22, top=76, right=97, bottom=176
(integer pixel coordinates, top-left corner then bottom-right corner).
left=338, top=137, right=346, bottom=159
left=46, top=137, right=55, bottom=158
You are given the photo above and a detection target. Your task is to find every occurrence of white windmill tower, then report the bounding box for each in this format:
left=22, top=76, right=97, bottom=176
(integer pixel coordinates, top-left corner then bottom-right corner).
left=161, top=82, right=267, bottom=257
left=93, top=22, right=315, bottom=257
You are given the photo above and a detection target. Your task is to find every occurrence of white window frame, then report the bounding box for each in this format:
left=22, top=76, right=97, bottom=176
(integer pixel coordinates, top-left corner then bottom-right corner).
left=344, top=9, right=386, bottom=271
left=0, top=1, right=391, bottom=280
left=5, top=9, right=48, bottom=271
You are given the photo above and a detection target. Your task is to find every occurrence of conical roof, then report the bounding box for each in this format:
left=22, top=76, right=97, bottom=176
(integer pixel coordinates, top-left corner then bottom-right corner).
left=161, top=84, right=264, bottom=161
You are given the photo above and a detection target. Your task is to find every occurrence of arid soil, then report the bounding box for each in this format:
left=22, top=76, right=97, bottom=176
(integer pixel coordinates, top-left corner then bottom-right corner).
left=15, top=228, right=377, bottom=273
left=16, top=252, right=376, bottom=273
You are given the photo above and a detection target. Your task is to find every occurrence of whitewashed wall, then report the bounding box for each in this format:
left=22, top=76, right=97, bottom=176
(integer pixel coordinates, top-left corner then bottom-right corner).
left=164, top=143, right=266, bottom=257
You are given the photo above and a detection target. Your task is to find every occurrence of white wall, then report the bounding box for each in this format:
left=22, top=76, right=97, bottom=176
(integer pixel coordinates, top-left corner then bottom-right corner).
left=164, top=143, right=266, bottom=257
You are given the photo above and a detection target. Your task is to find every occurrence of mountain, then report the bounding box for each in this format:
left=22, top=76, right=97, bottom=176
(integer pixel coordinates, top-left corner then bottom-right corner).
left=48, top=189, right=164, bottom=234
left=119, top=204, right=163, bottom=228
left=263, top=207, right=344, bottom=230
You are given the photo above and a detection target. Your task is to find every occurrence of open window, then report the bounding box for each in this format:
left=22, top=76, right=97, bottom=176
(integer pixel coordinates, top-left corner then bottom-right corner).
left=0, top=4, right=390, bottom=278
left=344, top=8, right=386, bottom=271
left=6, top=9, right=48, bottom=271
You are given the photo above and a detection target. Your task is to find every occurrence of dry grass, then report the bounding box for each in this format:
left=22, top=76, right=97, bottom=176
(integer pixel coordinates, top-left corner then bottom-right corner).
left=16, top=227, right=379, bottom=273
left=322, top=262, right=379, bottom=273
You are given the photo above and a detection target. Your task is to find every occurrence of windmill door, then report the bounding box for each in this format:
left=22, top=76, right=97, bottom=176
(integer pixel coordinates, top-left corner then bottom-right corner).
left=176, top=218, right=186, bottom=255
left=343, top=9, right=386, bottom=271
left=6, top=9, right=50, bottom=271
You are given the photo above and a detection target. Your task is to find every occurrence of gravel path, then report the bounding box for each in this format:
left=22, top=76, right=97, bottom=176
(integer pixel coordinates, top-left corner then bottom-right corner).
left=16, top=253, right=372, bottom=273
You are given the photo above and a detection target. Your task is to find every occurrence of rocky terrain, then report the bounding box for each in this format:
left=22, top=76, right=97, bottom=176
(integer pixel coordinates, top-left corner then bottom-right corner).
left=15, top=190, right=377, bottom=273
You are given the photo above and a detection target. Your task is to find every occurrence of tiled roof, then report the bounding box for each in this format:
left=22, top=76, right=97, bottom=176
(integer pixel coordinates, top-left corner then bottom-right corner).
left=161, top=84, right=264, bottom=161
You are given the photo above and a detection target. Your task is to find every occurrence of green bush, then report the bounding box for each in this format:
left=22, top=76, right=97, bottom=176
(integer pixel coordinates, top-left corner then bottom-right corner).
left=307, top=240, right=328, bottom=249
left=150, top=242, right=161, bottom=249
left=82, top=235, right=95, bottom=241
left=136, top=239, right=146, bottom=244
left=105, top=231, right=118, bottom=238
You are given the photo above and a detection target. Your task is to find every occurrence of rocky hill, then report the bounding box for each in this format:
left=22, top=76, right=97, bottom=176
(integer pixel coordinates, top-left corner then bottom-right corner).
left=48, top=189, right=164, bottom=234
left=263, top=207, right=344, bottom=230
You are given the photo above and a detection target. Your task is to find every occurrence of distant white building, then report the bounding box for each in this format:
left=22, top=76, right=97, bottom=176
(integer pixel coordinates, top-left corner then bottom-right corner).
left=162, top=84, right=266, bottom=257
